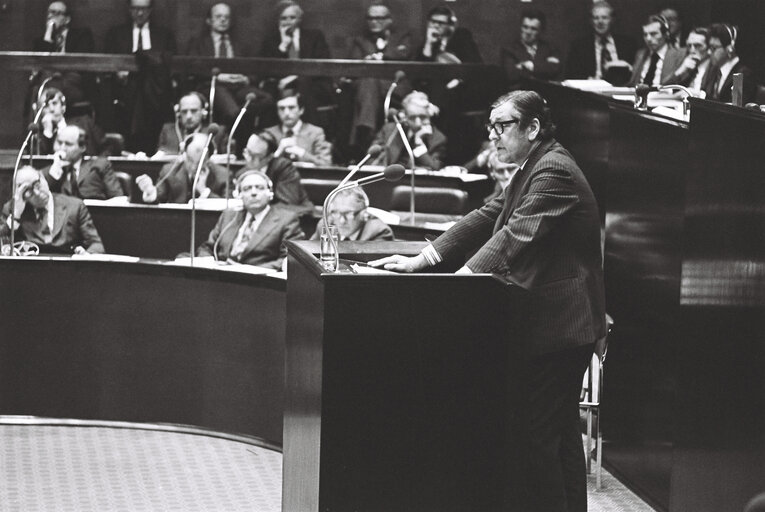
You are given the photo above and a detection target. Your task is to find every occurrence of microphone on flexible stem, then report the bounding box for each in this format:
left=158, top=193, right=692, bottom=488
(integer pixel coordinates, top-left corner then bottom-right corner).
left=190, top=123, right=221, bottom=266
left=209, top=67, right=220, bottom=125
left=30, top=76, right=60, bottom=158
left=634, top=83, right=659, bottom=110
left=383, top=70, right=405, bottom=119
left=338, top=144, right=382, bottom=187
left=9, top=124, right=40, bottom=256
left=321, top=164, right=405, bottom=271
left=36, top=72, right=61, bottom=106
left=388, top=108, right=416, bottom=225
left=225, top=92, right=257, bottom=207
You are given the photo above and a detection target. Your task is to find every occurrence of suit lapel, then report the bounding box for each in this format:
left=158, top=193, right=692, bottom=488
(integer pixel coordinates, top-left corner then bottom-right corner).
left=245, top=208, right=279, bottom=253
left=77, top=161, right=91, bottom=186
left=50, top=195, right=67, bottom=240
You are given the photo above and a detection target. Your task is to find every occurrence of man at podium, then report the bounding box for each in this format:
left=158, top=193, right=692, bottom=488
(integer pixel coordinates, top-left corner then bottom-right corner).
left=372, top=90, right=606, bottom=512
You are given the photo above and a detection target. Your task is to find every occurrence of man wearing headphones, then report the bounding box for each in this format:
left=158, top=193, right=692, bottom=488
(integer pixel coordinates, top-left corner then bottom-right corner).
left=670, top=27, right=713, bottom=93
left=628, top=14, right=685, bottom=86
left=264, top=89, right=332, bottom=166
left=196, top=170, right=303, bottom=269
left=705, top=23, right=755, bottom=104
left=154, top=92, right=228, bottom=158
left=311, top=188, right=393, bottom=242
left=242, top=131, right=313, bottom=212
left=136, top=132, right=228, bottom=203
left=35, top=87, right=102, bottom=156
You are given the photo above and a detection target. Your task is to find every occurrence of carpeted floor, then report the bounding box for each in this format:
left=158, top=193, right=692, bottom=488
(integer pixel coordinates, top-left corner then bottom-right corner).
left=0, top=421, right=654, bottom=511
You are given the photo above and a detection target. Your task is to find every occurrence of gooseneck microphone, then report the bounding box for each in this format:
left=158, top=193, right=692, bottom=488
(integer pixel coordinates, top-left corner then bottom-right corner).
left=321, top=164, right=405, bottom=271
left=190, top=123, right=221, bottom=266
left=9, top=124, right=40, bottom=255
left=338, top=144, right=382, bottom=187
left=209, top=67, right=221, bottom=124
left=226, top=92, right=258, bottom=206
left=388, top=108, right=416, bottom=224
left=383, top=70, right=406, bottom=119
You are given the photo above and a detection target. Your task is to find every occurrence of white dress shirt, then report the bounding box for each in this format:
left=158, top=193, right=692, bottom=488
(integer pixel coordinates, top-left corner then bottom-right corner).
left=132, top=23, right=152, bottom=52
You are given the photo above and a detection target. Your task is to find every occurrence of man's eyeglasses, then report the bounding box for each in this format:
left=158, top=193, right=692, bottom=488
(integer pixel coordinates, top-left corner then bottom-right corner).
left=48, top=8, right=67, bottom=16
left=485, top=119, right=519, bottom=135
left=21, top=178, right=44, bottom=200
left=329, top=210, right=363, bottom=221
left=428, top=18, right=450, bottom=27
left=240, top=184, right=269, bottom=194
left=367, top=15, right=390, bottom=21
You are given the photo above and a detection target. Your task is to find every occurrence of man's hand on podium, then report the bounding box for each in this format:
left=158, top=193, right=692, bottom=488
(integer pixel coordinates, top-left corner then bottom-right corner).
left=368, top=253, right=429, bottom=273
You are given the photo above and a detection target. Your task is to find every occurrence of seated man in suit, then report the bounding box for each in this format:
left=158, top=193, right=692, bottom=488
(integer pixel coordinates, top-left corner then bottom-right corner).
left=565, top=1, right=637, bottom=84
left=705, top=23, right=756, bottom=104
left=628, top=14, right=685, bottom=86
left=136, top=132, right=228, bottom=203
left=43, top=125, right=124, bottom=200
left=346, top=1, right=414, bottom=151
left=196, top=170, right=303, bottom=269
left=659, top=5, right=684, bottom=49
left=242, top=131, right=313, bottom=211
left=185, top=2, right=272, bottom=130
left=669, top=27, right=713, bottom=94
left=502, top=8, right=561, bottom=87
left=370, top=90, right=446, bottom=170
left=154, top=92, right=228, bottom=157
left=312, top=188, right=393, bottom=242
left=34, top=87, right=102, bottom=156
left=2, top=166, right=104, bottom=254
left=259, top=1, right=332, bottom=125
left=264, top=89, right=332, bottom=166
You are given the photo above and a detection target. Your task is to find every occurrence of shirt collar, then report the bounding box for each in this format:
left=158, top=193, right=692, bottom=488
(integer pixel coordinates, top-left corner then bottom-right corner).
left=655, top=44, right=668, bottom=58
left=719, top=56, right=740, bottom=80
left=283, top=120, right=302, bottom=135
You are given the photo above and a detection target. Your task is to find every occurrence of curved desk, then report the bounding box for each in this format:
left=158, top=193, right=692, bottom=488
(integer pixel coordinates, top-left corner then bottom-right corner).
left=0, top=257, right=286, bottom=446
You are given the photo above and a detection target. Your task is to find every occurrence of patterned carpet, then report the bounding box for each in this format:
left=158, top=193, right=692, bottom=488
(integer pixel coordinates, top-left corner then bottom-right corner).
left=0, top=419, right=654, bottom=512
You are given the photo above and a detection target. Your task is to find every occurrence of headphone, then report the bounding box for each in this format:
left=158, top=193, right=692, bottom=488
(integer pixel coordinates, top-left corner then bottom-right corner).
left=428, top=6, right=457, bottom=25
left=234, top=169, right=274, bottom=200
left=647, top=14, right=670, bottom=38
left=725, top=23, right=738, bottom=53
left=174, top=91, right=210, bottom=119
left=33, top=87, right=66, bottom=113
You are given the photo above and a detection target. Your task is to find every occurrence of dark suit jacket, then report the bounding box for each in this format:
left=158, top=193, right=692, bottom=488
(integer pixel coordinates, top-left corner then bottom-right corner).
left=432, top=139, right=606, bottom=356
left=502, top=39, right=561, bottom=85
left=155, top=122, right=230, bottom=155
left=705, top=60, right=757, bottom=104
left=370, top=122, right=447, bottom=170
left=415, top=27, right=482, bottom=63
left=348, top=30, right=413, bottom=61
left=260, top=27, right=330, bottom=59
left=263, top=156, right=313, bottom=210
left=196, top=204, right=304, bottom=269
left=43, top=157, right=124, bottom=200
left=628, top=46, right=685, bottom=86
left=33, top=27, right=95, bottom=53
left=185, top=31, right=255, bottom=58
left=312, top=216, right=394, bottom=241
left=148, top=161, right=229, bottom=204
left=565, top=33, right=637, bottom=80
left=1, top=193, right=104, bottom=253
left=104, top=22, right=176, bottom=54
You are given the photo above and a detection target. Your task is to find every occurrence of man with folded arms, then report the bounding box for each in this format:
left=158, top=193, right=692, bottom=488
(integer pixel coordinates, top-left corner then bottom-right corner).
left=2, top=166, right=104, bottom=254
left=43, top=125, right=124, bottom=200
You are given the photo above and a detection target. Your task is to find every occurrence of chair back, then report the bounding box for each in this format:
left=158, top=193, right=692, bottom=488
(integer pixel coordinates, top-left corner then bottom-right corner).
left=390, top=186, right=468, bottom=215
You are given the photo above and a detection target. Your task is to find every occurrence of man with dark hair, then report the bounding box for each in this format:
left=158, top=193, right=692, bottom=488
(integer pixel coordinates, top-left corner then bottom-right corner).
left=136, top=132, right=228, bottom=203
left=185, top=2, right=272, bottom=130
left=2, top=166, right=105, bottom=254
left=502, top=8, right=561, bottom=87
left=628, top=14, right=685, bottom=86
left=264, top=89, right=332, bottom=166
left=670, top=27, right=713, bottom=93
left=43, top=125, right=124, bottom=200
left=705, top=23, right=755, bottom=104
left=416, top=6, right=481, bottom=64
left=659, top=5, right=684, bottom=48
left=371, top=90, right=606, bottom=512
left=196, top=170, right=304, bottom=269
left=154, top=92, right=228, bottom=157
left=565, top=1, right=637, bottom=84
left=241, top=132, right=313, bottom=211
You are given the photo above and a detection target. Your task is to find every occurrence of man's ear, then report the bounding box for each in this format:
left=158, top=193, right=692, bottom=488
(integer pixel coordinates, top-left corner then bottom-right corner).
left=528, top=118, right=541, bottom=141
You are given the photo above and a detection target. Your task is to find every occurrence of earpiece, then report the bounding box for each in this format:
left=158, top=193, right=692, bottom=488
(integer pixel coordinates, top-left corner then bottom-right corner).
left=725, top=23, right=738, bottom=53
left=649, top=14, right=670, bottom=38
left=174, top=91, right=210, bottom=119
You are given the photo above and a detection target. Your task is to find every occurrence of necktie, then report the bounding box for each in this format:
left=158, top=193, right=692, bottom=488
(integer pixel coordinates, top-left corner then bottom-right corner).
left=710, top=69, right=723, bottom=99
left=642, top=52, right=660, bottom=85
left=217, top=35, right=228, bottom=58
left=230, top=216, right=255, bottom=260
left=35, top=208, right=52, bottom=243
left=54, top=29, right=66, bottom=52
left=288, top=41, right=299, bottom=59
left=137, top=27, right=145, bottom=52
left=599, top=38, right=611, bottom=76
left=284, top=129, right=294, bottom=138
left=67, top=167, right=80, bottom=198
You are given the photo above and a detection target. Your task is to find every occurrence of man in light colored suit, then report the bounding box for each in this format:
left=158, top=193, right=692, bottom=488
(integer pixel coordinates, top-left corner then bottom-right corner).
left=371, top=90, right=606, bottom=512
left=264, top=89, right=332, bottom=166
left=2, top=166, right=104, bottom=254
left=628, top=14, right=685, bottom=86
left=312, top=188, right=393, bottom=242
left=43, top=125, right=125, bottom=200
left=196, top=170, right=304, bottom=269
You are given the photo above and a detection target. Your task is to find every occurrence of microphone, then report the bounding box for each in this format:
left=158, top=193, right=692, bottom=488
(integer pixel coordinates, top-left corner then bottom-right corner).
left=320, top=164, right=405, bottom=271
left=9, top=124, right=41, bottom=255
left=209, top=67, right=220, bottom=124
left=633, top=84, right=659, bottom=111
left=226, top=92, right=258, bottom=205
left=190, top=124, right=221, bottom=266
left=36, top=72, right=62, bottom=107
left=338, top=144, right=382, bottom=187
left=383, top=70, right=406, bottom=119
left=390, top=108, right=416, bottom=224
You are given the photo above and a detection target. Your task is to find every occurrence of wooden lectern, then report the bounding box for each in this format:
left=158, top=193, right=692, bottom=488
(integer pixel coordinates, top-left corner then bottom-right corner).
left=284, top=241, right=531, bottom=512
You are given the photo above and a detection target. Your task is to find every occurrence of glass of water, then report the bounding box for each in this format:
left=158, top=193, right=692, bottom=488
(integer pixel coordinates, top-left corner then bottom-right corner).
left=319, top=224, right=339, bottom=272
